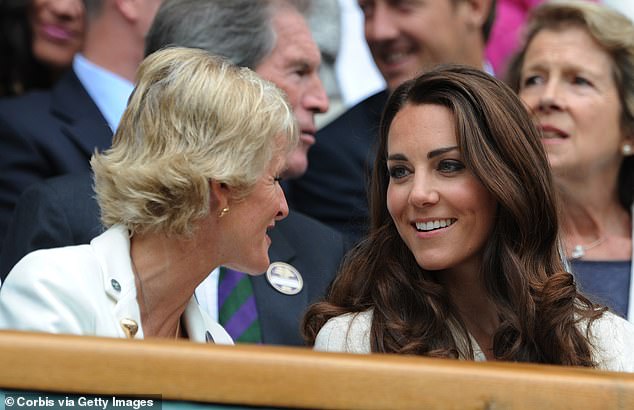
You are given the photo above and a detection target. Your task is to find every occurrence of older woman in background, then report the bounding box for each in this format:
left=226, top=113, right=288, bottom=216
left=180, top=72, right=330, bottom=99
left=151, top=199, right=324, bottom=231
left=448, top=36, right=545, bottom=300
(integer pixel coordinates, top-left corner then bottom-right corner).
left=0, top=0, right=84, bottom=96
left=0, top=47, right=298, bottom=343
left=507, top=1, right=634, bottom=321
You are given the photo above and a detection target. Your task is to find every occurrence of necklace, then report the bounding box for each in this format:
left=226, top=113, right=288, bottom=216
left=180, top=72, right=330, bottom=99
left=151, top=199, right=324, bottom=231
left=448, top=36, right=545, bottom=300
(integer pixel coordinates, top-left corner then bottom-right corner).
left=570, top=236, right=605, bottom=260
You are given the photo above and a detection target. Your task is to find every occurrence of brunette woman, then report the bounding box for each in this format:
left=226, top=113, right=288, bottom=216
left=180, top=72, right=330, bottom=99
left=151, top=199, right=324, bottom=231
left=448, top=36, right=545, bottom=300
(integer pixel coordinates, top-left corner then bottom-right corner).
left=303, top=65, right=634, bottom=371
left=0, top=0, right=84, bottom=96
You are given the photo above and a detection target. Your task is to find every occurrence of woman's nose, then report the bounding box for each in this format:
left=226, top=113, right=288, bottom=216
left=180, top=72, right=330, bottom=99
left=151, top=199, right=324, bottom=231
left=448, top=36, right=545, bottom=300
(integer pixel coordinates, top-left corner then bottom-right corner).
left=408, top=176, right=439, bottom=208
left=276, top=189, right=289, bottom=220
left=537, top=81, right=563, bottom=113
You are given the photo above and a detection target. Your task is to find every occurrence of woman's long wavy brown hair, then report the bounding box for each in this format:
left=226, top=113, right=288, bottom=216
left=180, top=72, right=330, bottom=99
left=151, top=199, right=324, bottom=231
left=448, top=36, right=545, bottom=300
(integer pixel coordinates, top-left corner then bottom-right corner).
left=303, top=65, right=605, bottom=365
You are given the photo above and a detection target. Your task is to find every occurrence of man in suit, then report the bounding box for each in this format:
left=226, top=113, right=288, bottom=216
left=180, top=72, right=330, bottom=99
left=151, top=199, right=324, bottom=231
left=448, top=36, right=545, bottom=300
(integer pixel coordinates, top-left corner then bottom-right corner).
left=286, top=0, right=497, bottom=243
left=1, top=0, right=345, bottom=347
left=0, top=0, right=161, bottom=248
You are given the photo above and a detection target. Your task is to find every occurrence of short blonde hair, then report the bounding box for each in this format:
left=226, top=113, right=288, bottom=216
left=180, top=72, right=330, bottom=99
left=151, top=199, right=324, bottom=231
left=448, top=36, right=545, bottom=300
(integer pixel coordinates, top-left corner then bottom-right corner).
left=92, top=47, right=298, bottom=236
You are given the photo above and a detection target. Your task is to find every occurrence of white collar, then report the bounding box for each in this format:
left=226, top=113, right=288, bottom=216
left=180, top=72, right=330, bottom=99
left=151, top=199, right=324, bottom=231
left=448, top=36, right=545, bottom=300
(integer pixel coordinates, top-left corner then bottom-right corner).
left=91, top=226, right=233, bottom=344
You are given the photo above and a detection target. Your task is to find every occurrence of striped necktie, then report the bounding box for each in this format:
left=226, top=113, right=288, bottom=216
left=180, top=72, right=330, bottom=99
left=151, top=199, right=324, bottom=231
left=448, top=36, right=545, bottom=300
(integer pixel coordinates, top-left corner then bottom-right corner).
left=217, top=267, right=262, bottom=343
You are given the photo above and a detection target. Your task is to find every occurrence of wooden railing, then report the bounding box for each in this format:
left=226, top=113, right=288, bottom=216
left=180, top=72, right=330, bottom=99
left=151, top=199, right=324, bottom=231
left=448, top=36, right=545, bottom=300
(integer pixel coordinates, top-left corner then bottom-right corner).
left=0, top=330, right=633, bottom=409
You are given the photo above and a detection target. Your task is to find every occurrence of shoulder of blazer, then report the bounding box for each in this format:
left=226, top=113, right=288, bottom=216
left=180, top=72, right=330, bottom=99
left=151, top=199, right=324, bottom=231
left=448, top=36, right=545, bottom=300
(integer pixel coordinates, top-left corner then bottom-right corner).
left=317, top=89, right=389, bottom=138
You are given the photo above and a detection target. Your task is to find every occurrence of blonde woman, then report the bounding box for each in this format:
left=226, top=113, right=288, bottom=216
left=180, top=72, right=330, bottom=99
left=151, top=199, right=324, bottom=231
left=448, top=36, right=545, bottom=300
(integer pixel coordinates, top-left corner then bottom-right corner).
left=0, top=47, right=298, bottom=342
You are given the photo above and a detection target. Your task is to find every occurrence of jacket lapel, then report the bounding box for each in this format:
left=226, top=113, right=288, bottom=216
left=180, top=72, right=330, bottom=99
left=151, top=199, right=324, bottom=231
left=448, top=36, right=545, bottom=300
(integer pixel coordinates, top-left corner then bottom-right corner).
left=183, top=298, right=234, bottom=345
left=50, top=70, right=113, bottom=156
left=251, top=222, right=308, bottom=345
left=91, top=226, right=144, bottom=339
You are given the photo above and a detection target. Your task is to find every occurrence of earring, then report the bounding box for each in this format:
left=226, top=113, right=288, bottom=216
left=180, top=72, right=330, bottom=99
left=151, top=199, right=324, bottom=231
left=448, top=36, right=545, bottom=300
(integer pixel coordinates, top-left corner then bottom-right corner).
left=623, top=144, right=633, bottom=156
left=218, top=207, right=230, bottom=218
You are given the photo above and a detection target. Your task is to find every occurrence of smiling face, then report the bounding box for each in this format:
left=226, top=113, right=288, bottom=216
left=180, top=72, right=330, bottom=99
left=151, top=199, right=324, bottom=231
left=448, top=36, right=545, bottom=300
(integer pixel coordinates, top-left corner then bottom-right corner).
left=359, top=0, right=477, bottom=91
left=222, top=151, right=289, bottom=274
left=255, top=7, right=329, bottom=179
left=29, top=0, right=85, bottom=68
left=518, top=26, right=629, bottom=180
left=386, top=103, right=496, bottom=278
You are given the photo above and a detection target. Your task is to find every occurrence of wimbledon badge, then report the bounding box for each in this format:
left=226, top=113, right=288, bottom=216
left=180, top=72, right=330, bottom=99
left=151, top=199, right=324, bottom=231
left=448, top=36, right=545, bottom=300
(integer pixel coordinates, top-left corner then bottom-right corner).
left=266, top=262, right=303, bottom=295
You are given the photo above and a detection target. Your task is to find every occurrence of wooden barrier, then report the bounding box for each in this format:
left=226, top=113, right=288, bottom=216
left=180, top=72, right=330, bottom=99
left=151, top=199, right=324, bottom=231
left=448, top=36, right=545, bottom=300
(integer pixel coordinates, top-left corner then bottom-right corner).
left=0, top=330, right=633, bottom=410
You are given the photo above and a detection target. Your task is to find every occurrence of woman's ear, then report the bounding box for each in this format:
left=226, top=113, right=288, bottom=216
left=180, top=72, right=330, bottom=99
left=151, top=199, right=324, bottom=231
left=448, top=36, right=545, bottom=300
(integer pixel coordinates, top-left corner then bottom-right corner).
left=209, top=180, right=231, bottom=217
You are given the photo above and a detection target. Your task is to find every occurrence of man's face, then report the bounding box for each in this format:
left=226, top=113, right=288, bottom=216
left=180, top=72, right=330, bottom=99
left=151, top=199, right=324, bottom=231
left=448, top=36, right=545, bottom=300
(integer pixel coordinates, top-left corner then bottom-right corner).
left=359, top=0, right=476, bottom=91
left=255, top=8, right=329, bottom=179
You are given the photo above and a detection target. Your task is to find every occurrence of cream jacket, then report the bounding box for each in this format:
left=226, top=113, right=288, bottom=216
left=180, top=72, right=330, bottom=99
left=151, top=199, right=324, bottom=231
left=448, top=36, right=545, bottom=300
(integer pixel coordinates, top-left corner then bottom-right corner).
left=0, top=225, right=233, bottom=344
left=314, top=309, right=634, bottom=373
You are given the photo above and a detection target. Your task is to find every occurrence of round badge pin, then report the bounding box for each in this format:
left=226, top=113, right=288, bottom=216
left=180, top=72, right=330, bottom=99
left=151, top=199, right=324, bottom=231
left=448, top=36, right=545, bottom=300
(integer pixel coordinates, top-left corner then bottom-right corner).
left=266, top=262, right=303, bottom=295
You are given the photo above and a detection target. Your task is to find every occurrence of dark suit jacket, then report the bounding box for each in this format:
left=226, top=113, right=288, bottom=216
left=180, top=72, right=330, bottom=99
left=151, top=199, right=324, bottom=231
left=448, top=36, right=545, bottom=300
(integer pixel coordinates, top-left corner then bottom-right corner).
left=0, top=173, right=347, bottom=346
left=286, top=90, right=389, bottom=244
left=0, top=70, right=111, bottom=251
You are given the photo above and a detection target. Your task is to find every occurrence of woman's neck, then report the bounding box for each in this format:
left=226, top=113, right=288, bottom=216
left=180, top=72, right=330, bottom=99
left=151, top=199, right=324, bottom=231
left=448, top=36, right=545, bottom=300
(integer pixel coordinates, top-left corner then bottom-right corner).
left=558, top=186, right=631, bottom=261
left=130, top=231, right=215, bottom=338
left=453, top=296, right=499, bottom=361
left=442, top=270, right=499, bottom=360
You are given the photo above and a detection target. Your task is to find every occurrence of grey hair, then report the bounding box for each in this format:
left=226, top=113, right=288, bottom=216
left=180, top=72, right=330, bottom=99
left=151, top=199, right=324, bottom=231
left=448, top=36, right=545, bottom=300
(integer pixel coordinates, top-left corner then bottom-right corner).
left=145, top=0, right=311, bottom=69
left=145, top=0, right=268, bottom=68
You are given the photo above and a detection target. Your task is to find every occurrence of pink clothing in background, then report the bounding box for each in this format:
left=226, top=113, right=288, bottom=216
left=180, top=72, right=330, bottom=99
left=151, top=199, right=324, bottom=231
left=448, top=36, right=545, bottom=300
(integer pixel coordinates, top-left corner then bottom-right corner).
left=487, top=0, right=601, bottom=75
left=486, top=0, right=545, bottom=75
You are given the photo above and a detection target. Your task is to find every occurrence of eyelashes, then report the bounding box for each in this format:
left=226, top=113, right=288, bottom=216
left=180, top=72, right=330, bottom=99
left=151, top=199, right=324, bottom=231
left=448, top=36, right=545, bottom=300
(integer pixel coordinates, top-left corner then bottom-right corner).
left=388, top=165, right=410, bottom=179
left=437, top=160, right=465, bottom=173
left=388, top=160, right=465, bottom=180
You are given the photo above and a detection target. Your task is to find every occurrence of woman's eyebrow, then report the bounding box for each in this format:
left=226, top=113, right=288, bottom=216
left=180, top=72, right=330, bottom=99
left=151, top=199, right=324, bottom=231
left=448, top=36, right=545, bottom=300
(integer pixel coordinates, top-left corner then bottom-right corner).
left=428, top=146, right=458, bottom=159
left=388, top=146, right=459, bottom=162
left=387, top=153, right=407, bottom=161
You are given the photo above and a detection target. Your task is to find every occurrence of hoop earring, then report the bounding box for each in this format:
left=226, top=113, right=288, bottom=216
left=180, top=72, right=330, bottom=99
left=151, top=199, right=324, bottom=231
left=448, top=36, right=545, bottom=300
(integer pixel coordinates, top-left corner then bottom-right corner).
left=218, top=207, right=230, bottom=218
left=623, top=143, right=633, bottom=156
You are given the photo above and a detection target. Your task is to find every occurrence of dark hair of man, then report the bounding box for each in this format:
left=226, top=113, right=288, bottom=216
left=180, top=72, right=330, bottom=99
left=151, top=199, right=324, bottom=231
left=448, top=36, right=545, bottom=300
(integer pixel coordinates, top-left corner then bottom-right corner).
left=450, top=0, right=497, bottom=43
left=303, top=65, right=605, bottom=366
left=482, top=0, right=496, bottom=43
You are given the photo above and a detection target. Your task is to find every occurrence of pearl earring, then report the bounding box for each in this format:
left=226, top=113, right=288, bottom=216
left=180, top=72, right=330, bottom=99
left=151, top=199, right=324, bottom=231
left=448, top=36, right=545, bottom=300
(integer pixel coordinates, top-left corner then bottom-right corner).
left=623, top=144, right=633, bottom=156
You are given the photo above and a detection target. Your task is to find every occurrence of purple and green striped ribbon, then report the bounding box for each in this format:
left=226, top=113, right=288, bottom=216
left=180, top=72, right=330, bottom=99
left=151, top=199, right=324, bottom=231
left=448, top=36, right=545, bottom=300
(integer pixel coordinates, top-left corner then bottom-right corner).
left=217, top=267, right=262, bottom=343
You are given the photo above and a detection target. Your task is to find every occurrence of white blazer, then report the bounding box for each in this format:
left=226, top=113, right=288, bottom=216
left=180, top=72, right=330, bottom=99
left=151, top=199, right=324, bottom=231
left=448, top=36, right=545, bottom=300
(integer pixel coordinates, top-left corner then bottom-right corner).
left=314, top=310, right=634, bottom=372
left=0, top=225, right=233, bottom=344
